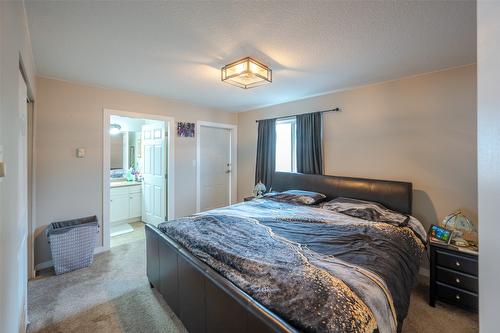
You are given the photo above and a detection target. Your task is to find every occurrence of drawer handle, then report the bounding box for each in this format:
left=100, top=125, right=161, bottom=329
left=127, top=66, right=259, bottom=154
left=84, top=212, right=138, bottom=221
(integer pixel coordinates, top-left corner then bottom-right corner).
left=455, top=261, right=461, bottom=267
left=455, top=277, right=461, bottom=284
left=455, top=294, right=461, bottom=300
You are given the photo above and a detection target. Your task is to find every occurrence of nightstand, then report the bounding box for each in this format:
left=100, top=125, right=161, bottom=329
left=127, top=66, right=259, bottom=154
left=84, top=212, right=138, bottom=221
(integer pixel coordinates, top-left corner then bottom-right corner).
left=429, top=241, right=478, bottom=312
left=243, top=196, right=255, bottom=202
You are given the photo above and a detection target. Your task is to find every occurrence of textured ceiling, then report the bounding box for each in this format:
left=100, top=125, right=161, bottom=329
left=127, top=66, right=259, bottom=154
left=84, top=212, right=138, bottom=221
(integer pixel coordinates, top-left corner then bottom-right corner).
left=26, top=1, right=476, bottom=112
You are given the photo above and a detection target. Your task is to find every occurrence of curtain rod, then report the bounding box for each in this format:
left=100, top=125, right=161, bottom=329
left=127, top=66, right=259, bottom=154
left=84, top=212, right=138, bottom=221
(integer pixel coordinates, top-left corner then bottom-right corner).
left=255, top=107, right=341, bottom=123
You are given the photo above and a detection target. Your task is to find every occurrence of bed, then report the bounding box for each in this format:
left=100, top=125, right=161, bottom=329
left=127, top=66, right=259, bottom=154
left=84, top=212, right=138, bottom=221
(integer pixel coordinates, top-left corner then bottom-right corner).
left=145, top=172, right=426, bottom=333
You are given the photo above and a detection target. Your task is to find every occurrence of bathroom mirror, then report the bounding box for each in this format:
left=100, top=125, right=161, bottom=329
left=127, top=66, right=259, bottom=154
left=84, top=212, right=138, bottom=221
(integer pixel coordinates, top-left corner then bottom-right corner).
left=110, top=131, right=140, bottom=171
left=110, top=133, right=125, bottom=170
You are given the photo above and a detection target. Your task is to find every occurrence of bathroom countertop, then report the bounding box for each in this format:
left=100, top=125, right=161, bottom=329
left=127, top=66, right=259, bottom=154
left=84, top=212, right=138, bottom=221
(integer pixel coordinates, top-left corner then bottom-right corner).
left=110, top=180, right=142, bottom=188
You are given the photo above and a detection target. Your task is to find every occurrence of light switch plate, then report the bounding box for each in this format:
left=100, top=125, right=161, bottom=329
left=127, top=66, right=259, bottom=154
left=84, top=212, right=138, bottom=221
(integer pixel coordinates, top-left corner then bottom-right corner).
left=76, top=147, right=86, bottom=158
left=0, top=145, right=4, bottom=179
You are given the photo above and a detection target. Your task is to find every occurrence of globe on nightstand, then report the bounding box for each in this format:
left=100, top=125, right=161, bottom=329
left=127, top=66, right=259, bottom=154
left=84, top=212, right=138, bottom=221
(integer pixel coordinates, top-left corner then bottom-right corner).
left=440, top=211, right=477, bottom=247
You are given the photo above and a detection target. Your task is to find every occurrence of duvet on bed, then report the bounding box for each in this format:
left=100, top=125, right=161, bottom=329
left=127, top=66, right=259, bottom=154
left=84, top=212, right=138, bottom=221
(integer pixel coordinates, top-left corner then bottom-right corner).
left=158, top=198, right=427, bottom=333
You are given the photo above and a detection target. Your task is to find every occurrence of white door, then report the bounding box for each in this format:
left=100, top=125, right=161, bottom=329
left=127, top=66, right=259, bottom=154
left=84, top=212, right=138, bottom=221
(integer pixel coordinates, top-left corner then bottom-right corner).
left=142, top=124, right=166, bottom=226
left=199, top=126, right=231, bottom=211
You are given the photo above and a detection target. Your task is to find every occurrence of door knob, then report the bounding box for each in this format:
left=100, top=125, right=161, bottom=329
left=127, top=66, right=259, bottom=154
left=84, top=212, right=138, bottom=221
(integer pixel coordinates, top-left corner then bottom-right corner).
left=225, top=170, right=231, bottom=174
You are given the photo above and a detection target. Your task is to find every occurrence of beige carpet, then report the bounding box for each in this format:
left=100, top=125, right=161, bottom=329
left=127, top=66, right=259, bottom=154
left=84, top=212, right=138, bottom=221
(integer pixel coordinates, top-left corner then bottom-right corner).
left=28, top=228, right=186, bottom=333
left=28, top=228, right=478, bottom=333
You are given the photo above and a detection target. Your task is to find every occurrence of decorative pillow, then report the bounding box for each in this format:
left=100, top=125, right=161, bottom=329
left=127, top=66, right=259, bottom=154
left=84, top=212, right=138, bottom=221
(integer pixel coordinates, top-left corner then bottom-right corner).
left=321, top=197, right=409, bottom=226
left=264, top=190, right=326, bottom=205
left=322, top=197, right=428, bottom=244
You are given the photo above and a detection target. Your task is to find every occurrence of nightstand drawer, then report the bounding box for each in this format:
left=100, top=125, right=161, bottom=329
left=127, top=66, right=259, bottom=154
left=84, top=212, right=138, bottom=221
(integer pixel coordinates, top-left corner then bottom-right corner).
left=436, top=267, right=478, bottom=293
left=436, top=282, right=478, bottom=311
left=436, top=250, right=478, bottom=275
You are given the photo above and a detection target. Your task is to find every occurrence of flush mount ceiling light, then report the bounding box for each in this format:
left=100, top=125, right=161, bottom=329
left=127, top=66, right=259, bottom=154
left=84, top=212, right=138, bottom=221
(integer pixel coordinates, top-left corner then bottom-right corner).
left=109, top=123, right=122, bottom=135
left=221, top=57, right=272, bottom=89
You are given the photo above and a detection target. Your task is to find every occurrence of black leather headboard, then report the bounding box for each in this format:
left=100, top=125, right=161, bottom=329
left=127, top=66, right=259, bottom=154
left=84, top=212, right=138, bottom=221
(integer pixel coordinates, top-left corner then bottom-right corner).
left=271, top=172, right=412, bottom=214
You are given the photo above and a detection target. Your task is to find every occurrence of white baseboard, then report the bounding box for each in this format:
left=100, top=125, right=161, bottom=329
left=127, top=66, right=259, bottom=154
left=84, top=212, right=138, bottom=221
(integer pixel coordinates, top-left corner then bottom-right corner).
left=94, top=245, right=108, bottom=254
left=34, top=246, right=108, bottom=272
left=34, top=260, right=52, bottom=272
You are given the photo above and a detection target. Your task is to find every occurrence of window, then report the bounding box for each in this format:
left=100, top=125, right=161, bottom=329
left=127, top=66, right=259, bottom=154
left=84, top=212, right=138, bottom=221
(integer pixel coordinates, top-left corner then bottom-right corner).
left=275, top=118, right=297, bottom=172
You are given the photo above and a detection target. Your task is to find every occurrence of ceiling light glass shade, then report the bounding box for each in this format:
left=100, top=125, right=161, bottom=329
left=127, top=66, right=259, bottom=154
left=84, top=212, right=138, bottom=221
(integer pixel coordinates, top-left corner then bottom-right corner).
left=109, top=123, right=122, bottom=135
left=221, top=57, right=272, bottom=89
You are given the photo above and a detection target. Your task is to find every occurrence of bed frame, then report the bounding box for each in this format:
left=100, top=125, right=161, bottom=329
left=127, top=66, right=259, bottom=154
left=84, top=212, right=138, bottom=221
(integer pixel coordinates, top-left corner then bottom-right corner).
left=146, top=172, right=412, bottom=333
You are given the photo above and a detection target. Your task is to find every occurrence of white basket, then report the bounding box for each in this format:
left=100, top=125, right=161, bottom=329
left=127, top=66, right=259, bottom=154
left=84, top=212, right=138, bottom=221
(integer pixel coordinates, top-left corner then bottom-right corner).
left=47, top=216, right=98, bottom=275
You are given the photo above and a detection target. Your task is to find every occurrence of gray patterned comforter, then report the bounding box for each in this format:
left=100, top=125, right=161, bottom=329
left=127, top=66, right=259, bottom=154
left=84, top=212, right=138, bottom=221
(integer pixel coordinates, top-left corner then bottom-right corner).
left=158, top=198, right=426, bottom=333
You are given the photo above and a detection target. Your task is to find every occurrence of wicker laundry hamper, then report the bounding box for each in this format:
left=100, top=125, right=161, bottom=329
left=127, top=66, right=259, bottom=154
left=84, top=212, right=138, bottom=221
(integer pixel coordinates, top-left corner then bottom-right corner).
left=46, top=215, right=99, bottom=275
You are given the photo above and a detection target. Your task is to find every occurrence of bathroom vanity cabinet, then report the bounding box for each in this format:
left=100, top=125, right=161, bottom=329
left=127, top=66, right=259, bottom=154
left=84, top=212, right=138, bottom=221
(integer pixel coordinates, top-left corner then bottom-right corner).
left=110, top=183, right=142, bottom=223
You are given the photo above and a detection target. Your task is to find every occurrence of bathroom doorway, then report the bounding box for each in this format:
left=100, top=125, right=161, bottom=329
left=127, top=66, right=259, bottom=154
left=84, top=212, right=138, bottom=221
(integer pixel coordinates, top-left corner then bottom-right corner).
left=102, top=109, right=174, bottom=249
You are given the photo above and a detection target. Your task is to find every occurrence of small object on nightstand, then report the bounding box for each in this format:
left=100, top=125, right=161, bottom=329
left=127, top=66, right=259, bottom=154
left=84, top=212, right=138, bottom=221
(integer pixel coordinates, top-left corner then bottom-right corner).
left=429, top=239, right=478, bottom=312
left=244, top=196, right=255, bottom=202
left=428, top=224, right=452, bottom=244
left=253, top=181, right=267, bottom=198
left=440, top=211, right=477, bottom=247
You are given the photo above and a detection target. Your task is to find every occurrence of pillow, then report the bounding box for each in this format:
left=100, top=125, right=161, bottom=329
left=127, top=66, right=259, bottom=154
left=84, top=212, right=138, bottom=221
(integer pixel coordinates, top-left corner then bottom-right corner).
left=264, top=190, right=326, bottom=205
left=322, top=197, right=428, bottom=245
left=321, top=197, right=409, bottom=226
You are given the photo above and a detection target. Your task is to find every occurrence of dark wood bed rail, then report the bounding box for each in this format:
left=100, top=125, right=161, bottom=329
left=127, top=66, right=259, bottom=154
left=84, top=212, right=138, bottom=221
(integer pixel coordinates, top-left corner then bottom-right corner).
left=146, top=224, right=298, bottom=333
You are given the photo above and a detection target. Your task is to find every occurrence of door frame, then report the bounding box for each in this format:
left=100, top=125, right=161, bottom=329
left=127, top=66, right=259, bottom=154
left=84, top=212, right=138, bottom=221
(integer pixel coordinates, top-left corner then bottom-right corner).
left=19, top=61, right=36, bottom=281
left=102, top=108, right=175, bottom=250
left=27, top=101, right=35, bottom=280
left=196, top=121, right=237, bottom=213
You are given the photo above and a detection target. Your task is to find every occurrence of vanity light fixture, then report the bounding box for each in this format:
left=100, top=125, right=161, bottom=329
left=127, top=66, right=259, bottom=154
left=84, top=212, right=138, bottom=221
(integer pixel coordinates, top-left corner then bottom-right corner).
left=109, top=123, right=122, bottom=135
left=221, top=57, right=272, bottom=89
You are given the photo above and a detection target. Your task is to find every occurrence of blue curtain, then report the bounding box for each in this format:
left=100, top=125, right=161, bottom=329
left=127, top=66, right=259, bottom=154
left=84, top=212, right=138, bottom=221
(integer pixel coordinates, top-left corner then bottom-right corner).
left=255, top=118, right=276, bottom=188
left=296, top=112, right=323, bottom=174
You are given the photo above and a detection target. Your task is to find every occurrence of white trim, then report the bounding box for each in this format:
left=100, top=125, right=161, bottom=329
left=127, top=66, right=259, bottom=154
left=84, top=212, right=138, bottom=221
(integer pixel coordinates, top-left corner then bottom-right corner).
left=35, top=260, right=53, bottom=272
left=28, top=101, right=37, bottom=280
left=196, top=121, right=238, bottom=213
left=103, top=109, right=175, bottom=251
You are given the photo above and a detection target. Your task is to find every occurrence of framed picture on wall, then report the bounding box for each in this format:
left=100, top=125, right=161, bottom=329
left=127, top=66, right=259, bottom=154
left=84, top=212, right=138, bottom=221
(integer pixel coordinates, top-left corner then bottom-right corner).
left=177, top=122, right=195, bottom=137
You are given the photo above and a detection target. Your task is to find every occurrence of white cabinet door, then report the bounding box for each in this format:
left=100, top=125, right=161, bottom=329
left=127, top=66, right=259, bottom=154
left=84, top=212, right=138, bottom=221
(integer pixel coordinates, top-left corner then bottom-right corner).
left=110, top=194, right=130, bottom=222
left=129, top=192, right=142, bottom=218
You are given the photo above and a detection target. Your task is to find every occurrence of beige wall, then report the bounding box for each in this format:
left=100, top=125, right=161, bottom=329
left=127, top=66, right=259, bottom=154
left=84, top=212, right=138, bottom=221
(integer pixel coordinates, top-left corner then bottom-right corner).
left=478, top=1, right=500, bottom=330
left=34, top=77, right=237, bottom=266
left=0, top=1, right=37, bottom=331
left=35, top=66, right=477, bottom=269
left=238, top=65, right=477, bottom=235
